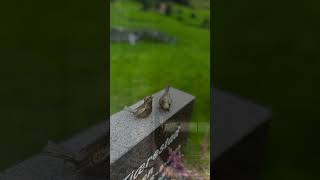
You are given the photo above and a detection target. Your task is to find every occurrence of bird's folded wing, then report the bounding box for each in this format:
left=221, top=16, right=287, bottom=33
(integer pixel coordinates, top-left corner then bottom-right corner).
left=136, top=106, right=146, bottom=115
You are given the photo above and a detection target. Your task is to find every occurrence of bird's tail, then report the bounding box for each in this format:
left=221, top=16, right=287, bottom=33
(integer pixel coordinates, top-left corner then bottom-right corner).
left=165, top=85, right=171, bottom=93
left=124, top=106, right=135, bottom=113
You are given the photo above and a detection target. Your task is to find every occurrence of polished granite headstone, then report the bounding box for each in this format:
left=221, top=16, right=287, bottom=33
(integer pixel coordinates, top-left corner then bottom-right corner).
left=110, top=87, right=195, bottom=180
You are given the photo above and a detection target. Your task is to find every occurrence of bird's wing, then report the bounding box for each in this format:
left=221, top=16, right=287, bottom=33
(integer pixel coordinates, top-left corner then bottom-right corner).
left=135, top=106, right=147, bottom=115
left=159, top=97, right=164, bottom=105
left=164, top=95, right=172, bottom=104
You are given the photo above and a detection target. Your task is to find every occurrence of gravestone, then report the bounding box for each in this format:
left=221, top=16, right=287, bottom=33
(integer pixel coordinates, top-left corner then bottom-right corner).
left=110, top=27, right=176, bottom=44
left=110, top=87, right=195, bottom=180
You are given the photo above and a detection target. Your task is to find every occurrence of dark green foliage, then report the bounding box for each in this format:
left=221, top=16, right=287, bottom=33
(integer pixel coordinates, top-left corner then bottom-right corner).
left=141, top=0, right=153, bottom=10
left=190, top=12, right=196, bottom=19
left=177, top=16, right=183, bottom=21
left=165, top=4, right=172, bottom=16
left=172, top=0, right=190, bottom=6
left=137, top=0, right=190, bottom=10
left=201, top=17, right=210, bottom=29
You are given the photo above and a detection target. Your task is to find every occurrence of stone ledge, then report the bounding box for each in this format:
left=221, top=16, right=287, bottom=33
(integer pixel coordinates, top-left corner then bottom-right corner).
left=110, top=87, right=195, bottom=164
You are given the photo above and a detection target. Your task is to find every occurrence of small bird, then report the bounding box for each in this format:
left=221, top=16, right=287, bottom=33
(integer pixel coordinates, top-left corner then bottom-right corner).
left=159, top=85, right=172, bottom=111
left=124, top=96, right=153, bottom=118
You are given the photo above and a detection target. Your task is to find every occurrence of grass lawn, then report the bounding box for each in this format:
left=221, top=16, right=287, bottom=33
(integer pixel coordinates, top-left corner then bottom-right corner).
left=110, top=0, right=210, bottom=175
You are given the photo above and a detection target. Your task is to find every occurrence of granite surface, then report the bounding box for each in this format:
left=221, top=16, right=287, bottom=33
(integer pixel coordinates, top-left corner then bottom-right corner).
left=110, top=87, right=195, bottom=164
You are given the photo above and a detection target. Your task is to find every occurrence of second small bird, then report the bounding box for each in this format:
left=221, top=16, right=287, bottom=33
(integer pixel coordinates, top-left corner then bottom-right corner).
left=124, top=96, right=153, bottom=119
left=159, top=85, right=172, bottom=111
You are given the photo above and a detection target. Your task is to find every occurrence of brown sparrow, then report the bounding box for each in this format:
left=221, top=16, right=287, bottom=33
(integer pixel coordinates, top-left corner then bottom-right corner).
left=159, top=85, right=172, bottom=111
left=124, top=96, right=153, bottom=118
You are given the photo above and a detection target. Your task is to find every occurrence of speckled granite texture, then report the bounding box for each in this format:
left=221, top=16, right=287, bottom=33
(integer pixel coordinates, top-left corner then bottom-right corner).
left=110, top=87, right=195, bottom=164
left=110, top=87, right=195, bottom=180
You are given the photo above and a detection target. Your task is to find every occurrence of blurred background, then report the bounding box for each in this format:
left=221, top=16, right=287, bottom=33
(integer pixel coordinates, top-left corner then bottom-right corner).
left=213, top=0, right=320, bottom=179
left=1, top=0, right=320, bottom=179
left=0, top=0, right=107, bottom=171
left=110, top=0, right=210, bottom=178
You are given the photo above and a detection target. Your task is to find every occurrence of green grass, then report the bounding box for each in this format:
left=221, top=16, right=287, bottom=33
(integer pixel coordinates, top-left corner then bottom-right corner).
left=110, top=0, right=210, bottom=170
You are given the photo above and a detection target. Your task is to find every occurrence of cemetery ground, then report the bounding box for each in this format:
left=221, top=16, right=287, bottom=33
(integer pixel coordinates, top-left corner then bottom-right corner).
left=110, top=0, right=210, bottom=178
